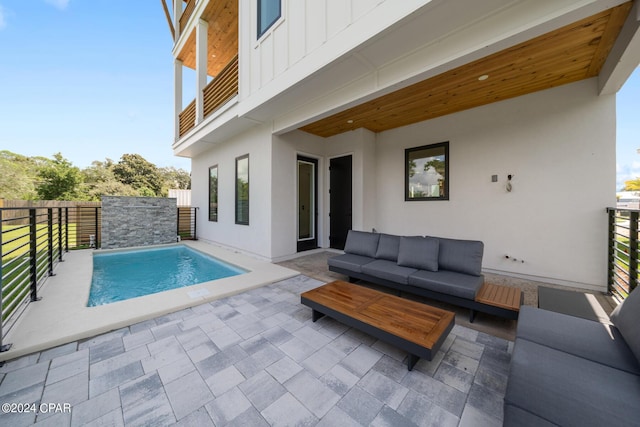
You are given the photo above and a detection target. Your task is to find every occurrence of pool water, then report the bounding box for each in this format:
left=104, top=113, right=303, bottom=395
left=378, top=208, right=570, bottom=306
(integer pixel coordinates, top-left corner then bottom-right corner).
left=88, top=245, right=246, bottom=306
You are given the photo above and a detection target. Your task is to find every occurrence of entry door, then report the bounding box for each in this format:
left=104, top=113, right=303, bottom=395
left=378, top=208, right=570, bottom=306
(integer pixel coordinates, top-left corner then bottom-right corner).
left=297, top=156, right=318, bottom=252
left=329, top=155, right=352, bottom=250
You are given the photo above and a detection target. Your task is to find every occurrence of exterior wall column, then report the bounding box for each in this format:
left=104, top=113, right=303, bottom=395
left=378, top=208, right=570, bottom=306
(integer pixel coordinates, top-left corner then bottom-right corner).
left=174, top=59, right=183, bottom=142
left=196, top=18, right=209, bottom=124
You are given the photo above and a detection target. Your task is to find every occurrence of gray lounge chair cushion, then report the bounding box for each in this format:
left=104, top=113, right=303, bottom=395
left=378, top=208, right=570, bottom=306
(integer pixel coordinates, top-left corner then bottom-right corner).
left=537, top=286, right=612, bottom=324
left=505, top=338, right=640, bottom=427
left=375, top=234, right=401, bottom=262
left=343, top=230, right=380, bottom=258
left=397, top=236, right=439, bottom=272
left=361, top=260, right=417, bottom=285
left=610, top=286, right=640, bottom=363
left=327, top=254, right=375, bottom=274
left=437, top=237, right=483, bottom=276
left=517, top=306, right=640, bottom=374
left=408, top=270, right=483, bottom=300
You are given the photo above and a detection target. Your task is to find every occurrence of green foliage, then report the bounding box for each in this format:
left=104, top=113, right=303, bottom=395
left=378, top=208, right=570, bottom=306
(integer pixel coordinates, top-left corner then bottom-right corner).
left=0, top=150, right=191, bottom=202
left=36, top=153, right=82, bottom=200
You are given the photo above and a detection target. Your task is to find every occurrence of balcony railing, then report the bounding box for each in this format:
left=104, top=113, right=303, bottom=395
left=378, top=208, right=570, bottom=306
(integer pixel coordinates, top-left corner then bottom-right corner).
left=203, top=54, right=239, bottom=117
left=607, top=207, right=639, bottom=301
left=178, top=54, right=239, bottom=138
left=179, top=99, right=197, bottom=137
left=0, top=205, right=198, bottom=355
left=179, top=0, right=196, bottom=34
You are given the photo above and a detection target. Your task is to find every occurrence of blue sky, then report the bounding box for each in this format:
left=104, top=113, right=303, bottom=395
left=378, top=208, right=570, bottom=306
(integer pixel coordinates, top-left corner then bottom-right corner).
left=0, top=1, right=638, bottom=188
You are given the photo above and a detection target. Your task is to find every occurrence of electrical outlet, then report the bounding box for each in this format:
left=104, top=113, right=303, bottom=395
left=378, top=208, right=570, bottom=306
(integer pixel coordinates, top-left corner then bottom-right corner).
left=491, top=175, right=498, bottom=182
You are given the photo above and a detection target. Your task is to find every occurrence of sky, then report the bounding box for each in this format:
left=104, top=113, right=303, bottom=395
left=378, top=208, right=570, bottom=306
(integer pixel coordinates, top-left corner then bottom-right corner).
left=0, top=1, right=638, bottom=187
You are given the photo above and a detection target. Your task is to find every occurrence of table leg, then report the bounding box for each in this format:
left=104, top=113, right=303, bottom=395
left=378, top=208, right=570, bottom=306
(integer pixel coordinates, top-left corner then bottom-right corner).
left=407, top=354, right=419, bottom=371
left=312, top=309, right=325, bottom=322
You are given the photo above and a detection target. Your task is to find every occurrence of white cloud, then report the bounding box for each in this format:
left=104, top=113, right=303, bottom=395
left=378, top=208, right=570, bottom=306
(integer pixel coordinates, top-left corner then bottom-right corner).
left=44, top=0, right=70, bottom=10
left=0, top=6, right=7, bottom=30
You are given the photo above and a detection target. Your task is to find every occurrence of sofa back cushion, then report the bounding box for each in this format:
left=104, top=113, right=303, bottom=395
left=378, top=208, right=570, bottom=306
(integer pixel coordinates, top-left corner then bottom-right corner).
left=610, top=286, right=640, bottom=364
left=375, top=234, right=401, bottom=261
left=437, top=237, right=484, bottom=276
left=344, top=230, right=380, bottom=258
left=397, top=236, right=439, bottom=272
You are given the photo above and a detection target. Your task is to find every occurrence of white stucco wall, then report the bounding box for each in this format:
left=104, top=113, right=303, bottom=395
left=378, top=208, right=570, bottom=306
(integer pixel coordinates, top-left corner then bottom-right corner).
left=191, top=124, right=273, bottom=259
left=374, top=78, right=616, bottom=290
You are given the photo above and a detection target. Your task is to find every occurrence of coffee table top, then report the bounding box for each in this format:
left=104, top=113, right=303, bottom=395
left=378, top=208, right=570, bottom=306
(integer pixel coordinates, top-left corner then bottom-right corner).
left=301, top=280, right=455, bottom=350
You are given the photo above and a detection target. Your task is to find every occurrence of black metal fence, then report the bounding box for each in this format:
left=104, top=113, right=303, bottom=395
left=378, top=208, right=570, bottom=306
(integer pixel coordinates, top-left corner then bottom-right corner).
left=607, top=208, right=638, bottom=302
left=0, top=205, right=198, bottom=354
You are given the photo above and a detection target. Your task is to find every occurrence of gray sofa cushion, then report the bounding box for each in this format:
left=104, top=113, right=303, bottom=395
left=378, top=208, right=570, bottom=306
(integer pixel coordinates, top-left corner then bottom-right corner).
left=343, top=230, right=380, bottom=258
left=503, top=405, right=556, bottom=427
left=407, top=270, right=483, bottom=300
left=437, top=237, right=483, bottom=276
left=516, top=306, right=640, bottom=374
left=610, top=286, right=640, bottom=363
left=361, top=260, right=417, bottom=285
left=327, top=254, right=375, bottom=274
left=375, top=234, right=401, bottom=262
left=397, top=236, right=439, bottom=272
left=505, top=338, right=640, bottom=427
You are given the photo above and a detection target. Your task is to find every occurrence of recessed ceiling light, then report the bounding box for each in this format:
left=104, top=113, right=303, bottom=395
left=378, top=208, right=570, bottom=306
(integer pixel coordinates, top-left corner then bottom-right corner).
left=347, top=120, right=354, bottom=124
left=478, top=74, right=489, bottom=81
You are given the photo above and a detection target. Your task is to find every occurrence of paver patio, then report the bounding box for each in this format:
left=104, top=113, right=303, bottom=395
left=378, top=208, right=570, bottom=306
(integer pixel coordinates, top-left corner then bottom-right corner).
left=0, top=275, right=512, bottom=426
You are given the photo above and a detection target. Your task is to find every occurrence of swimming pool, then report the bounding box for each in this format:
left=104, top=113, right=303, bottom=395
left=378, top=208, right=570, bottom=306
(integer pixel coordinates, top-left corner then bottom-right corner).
left=88, top=245, right=246, bottom=306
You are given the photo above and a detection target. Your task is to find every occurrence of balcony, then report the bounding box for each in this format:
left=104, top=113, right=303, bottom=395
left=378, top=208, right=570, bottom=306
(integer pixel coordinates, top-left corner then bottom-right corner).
left=179, top=0, right=196, bottom=35
left=178, top=54, right=239, bottom=137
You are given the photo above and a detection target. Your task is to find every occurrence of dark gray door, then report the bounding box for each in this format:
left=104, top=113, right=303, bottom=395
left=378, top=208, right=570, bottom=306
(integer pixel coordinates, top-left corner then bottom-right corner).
left=329, top=155, right=352, bottom=250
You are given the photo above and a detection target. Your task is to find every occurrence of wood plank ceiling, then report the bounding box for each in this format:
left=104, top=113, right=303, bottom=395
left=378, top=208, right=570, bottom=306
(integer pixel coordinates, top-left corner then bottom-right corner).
left=300, top=3, right=632, bottom=138
left=177, top=0, right=238, bottom=77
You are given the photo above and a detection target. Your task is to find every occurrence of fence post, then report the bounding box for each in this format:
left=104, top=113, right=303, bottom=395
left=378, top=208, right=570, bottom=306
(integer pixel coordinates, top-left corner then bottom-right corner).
left=177, top=207, right=180, bottom=238
left=48, top=208, right=54, bottom=276
left=65, top=207, right=69, bottom=252
left=58, top=207, right=63, bottom=261
left=29, top=209, right=40, bottom=302
left=95, top=207, right=99, bottom=248
left=193, top=207, right=197, bottom=240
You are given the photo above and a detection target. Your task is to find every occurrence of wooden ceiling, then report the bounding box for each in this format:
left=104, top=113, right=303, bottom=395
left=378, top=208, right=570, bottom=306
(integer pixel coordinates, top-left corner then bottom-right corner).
left=300, top=3, right=632, bottom=138
left=177, top=0, right=238, bottom=77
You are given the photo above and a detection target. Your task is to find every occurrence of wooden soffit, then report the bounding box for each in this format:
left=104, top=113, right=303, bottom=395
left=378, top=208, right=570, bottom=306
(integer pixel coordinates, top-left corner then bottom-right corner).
left=300, top=3, right=632, bottom=138
left=177, top=0, right=238, bottom=77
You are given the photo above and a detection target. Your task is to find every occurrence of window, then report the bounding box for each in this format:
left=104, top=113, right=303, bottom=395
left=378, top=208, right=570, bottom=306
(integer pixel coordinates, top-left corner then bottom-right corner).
left=257, top=0, right=281, bottom=38
left=405, top=142, right=449, bottom=201
left=235, top=155, right=249, bottom=225
left=209, top=165, right=218, bottom=222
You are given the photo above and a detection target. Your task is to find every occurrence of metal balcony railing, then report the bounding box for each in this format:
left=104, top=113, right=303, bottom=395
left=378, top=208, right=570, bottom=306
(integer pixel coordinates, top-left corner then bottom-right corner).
left=607, top=207, right=639, bottom=302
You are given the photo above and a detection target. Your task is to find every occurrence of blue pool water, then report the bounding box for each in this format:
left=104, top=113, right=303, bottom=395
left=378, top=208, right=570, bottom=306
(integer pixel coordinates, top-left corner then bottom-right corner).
left=88, top=246, right=246, bottom=306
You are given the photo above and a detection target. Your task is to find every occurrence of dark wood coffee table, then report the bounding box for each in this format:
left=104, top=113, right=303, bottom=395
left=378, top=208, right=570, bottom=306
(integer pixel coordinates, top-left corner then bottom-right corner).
left=301, top=280, right=455, bottom=370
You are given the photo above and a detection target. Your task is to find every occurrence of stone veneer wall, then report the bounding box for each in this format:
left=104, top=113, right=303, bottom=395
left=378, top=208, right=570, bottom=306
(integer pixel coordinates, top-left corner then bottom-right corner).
left=101, top=196, right=177, bottom=249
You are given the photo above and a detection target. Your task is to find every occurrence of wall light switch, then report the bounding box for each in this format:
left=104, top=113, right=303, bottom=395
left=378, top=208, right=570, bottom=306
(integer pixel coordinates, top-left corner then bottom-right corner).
left=491, top=175, right=498, bottom=182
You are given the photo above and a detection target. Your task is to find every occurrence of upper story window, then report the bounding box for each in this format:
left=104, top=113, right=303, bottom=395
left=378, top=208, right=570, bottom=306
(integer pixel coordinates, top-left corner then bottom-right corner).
left=258, top=0, right=281, bottom=39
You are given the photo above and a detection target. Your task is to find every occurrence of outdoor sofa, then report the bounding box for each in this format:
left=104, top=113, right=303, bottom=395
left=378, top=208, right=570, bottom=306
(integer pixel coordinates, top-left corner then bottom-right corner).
left=327, top=230, right=509, bottom=320
left=504, top=286, right=640, bottom=426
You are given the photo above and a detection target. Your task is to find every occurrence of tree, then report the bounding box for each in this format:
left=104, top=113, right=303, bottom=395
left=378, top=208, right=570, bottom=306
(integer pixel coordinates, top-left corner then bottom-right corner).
left=79, top=159, right=140, bottom=201
left=36, top=153, right=82, bottom=200
left=0, top=151, right=38, bottom=200
left=112, top=154, right=163, bottom=196
left=624, top=178, right=640, bottom=192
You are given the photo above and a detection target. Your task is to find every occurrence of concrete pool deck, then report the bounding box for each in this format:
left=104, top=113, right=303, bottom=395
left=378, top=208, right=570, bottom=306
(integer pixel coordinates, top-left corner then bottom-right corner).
left=0, top=241, right=298, bottom=362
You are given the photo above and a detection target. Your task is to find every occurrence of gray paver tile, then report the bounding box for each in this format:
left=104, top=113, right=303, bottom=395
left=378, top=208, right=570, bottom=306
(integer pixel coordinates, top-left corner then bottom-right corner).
left=128, top=319, right=157, bottom=334
left=46, top=356, right=88, bottom=386
left=473, top=364, right=508, bottom=394
left=371, top=405, right=419, bottom=427
left=122, top=329, right=154, bottom=351
left=443, top=349, right=481, bottom=376
left=206, top=365, right=246, bottom=396
left=120, top=372, right=175, bottom=426
left=41, top=371, right=88, bottom=407
left=89, top=345, right=149, bottom=379
left=78, top=328, right=129, bottom=350
left=227, top=407, right=269, bottom=427
left=0, top=353, right=40, bottom=374
left=302, top=345, right=344, bottom=377
left=359, top=370, right=409, bottom=410
left=320, top=363, right=360, bottom=396
left=450, top=337, right=484, bottom=360
left=371, top=339, right=408, bottom=362
left=265, top=356, right=302, bottom=384
left=434, top=362, right=475, bottom=394
left=157, top=354, right=196, bottom=385
left=238, top=371, right=287, bottom=411
left=459, top=404, right=502, bottom=427
left=49, top=348, right=88, bottom=370
left=397, top=390, right=459, bottom=427
left=261, top=392, right=317, bottom=427
left=285, top=370, right=341, bottom=418
left=337, top=385, right=384, bottom=425
left=292, top=325, right=332, bottom=349
left=34, top=411, right=71, bottom=426
left=0, top=361, right=49, bottom=395
left=82, top=409, right=124, bottom=427
left=186, top=341, right=219, bottom=363
left=38, top=342, right=78, bottom=363
left=71, top=388, right=121, bottom=427
left=174, top=407, right=214, bottom=427
left=176, top=327, right=212, bottom=351
left=165, top=370, right=214, bottom=420
left=89, top=361, right=144, bottom=398
left=205, top=387, right=252, bottom=425
left=466, top=383, right=505, bottom=422
left=141, top=341, right=186, bottom=373
left=340, top=344, right=383, bottom=377
left=207, top=325, right=243, bottom=349
left=279, top=336, right=316, bottom=362
left=372, top=354, right=409, bottom=383
left=316, top=406, right=361, bottom=427
left=401, top=370, right=466, bottom=417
